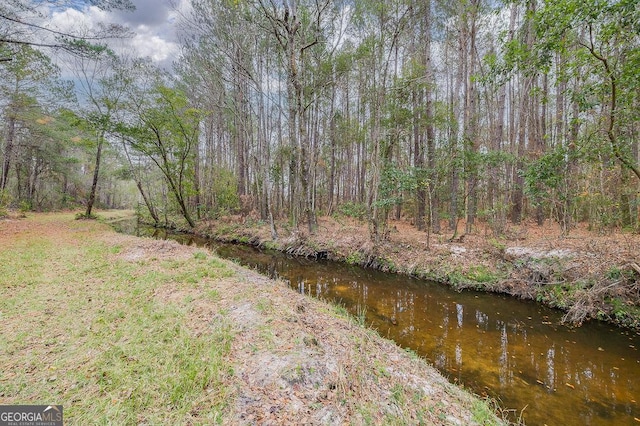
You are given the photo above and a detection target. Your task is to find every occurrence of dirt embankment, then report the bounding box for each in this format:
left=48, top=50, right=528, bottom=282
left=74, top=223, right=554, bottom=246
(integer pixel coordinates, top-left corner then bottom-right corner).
left=196, top=215, right=640, bottom=331
left=0, top=213, right=506, bottom=425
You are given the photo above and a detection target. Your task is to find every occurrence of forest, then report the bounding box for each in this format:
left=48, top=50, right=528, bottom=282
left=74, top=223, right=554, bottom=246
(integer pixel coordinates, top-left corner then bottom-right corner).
left=1, top=0, right=639, bottom=242
left=2, top=2, right=640, bottom=424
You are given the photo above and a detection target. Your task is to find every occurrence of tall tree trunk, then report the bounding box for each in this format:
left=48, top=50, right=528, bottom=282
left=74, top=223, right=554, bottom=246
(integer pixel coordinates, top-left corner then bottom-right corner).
left=424, top=0, right=439, bottom=234
left=449, top=65, right=459, bottom=231
left=464, top=0, right=479, bottom=235
left=511, top=87, right=527, bottom=225
left=535, top=72, right=548, bottom=226
left=511, top=3, right=534, bottom=225
left=328, top=82, right=337, bottom=216
left=413, top=87, right=426, bottom=231
left=85, top=136, right=104, bottom=218
left=1, top=111, right=16, bottom=192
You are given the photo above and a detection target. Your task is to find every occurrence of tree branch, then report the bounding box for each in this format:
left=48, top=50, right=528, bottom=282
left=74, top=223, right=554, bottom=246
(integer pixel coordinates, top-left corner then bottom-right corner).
left=581, top=24, right=640, bottom=180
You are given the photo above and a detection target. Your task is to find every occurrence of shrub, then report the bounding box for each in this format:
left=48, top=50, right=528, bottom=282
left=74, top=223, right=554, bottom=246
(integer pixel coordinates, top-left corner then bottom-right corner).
left=336, top=202, right=367, bottom=220
left=346, top=251, right=365, bottom=265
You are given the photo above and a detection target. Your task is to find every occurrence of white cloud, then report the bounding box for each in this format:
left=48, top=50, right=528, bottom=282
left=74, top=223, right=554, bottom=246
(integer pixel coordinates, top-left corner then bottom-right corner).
left=46, top=0, right=185, bottom=69
left=129, top=32, right=178, bottom=64
left=49, top=6, right=110, bottom=37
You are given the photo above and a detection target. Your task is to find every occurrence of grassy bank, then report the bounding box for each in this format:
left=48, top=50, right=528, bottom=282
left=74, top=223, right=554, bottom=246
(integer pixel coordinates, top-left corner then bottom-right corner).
left=0, top=212, right=505, bottom=425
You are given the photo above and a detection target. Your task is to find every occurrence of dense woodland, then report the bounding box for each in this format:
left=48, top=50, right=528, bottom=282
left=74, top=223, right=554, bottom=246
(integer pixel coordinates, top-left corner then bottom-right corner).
left=1, top=0, right=639, bottom=242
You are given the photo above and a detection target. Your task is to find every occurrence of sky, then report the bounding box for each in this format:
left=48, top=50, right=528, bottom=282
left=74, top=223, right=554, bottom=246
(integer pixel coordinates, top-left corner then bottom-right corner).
left=47, top=0, right=188, bottom=69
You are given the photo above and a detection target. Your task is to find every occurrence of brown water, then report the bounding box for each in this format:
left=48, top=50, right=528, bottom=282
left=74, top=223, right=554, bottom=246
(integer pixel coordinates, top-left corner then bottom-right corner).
left=114, top=220, right=640, bottom=425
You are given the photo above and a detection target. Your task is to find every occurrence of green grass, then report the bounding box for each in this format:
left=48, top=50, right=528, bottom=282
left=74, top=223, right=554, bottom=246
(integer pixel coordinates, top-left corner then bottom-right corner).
left=255, top=297, right=273, bottom=314
left=345, top=251, right=365, bottom=266
left=466, top=265, right=500, bottom=283
left=0, top=216, right=235, bottom=425
left=471, top=398, right=509, bottom=425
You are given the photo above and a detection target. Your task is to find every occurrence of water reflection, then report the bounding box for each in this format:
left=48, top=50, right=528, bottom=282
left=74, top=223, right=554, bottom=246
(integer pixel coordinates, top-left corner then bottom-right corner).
left=113, top=219, right=640, bottom=426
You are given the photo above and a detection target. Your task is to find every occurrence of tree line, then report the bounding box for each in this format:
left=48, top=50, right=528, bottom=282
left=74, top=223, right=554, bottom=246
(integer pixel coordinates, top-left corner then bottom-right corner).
left=1, top=0, right=639, bottom=241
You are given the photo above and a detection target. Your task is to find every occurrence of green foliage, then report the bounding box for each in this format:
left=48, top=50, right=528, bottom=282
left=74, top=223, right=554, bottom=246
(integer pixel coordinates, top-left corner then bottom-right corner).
left=345, top=251, right=365, bottom=266
left=471, top=398, right=505, bottom=426
left=75, top=212, right=98, bottom=220
left=487, top=238, right=506, bottom=254
left=335, top=202, right=367, bottom=220
left=118, top=80, right=201, bottom=227
left=0, top=45, right=61, bottom=93
left=481, top=149, right=517, bottom=169
left=374, top=166, right=417, bottom=209
left=331, top=303, right=350, bottom=318
left=63, top=39, right=111, bottom=57
left=210, top=168, right=240, bottom=215
left=523, top=147, right=569, bottom=204
left=535, top=283, right=583, bottom=310
left=261, top=241, right=278, bottom=251
left=0, top=45, right=89, bottom=211
left=212, top=223, right=240, bottom=239
left=447, top=265, right=502, bottom=289
left=466, top=266, right=499, bottom=284
left=581, top=190, right=626, bottom=230
left=0, top=192, right=11, bottom=212
left=355, top=304, right=367, bottom=326
left=605, top=266, right=635, bottom=282
left=19, top=200, right=32, bottom=213
left=193, top=251, right=208, bottom=260
left=605, top=298, right=640, bottom=329
left=534, top=0, right=639, bottom=165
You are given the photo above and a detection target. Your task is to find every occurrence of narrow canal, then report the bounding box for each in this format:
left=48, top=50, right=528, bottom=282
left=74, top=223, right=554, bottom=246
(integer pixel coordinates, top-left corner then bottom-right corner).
left=112, top=219, right=639, bottom=426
